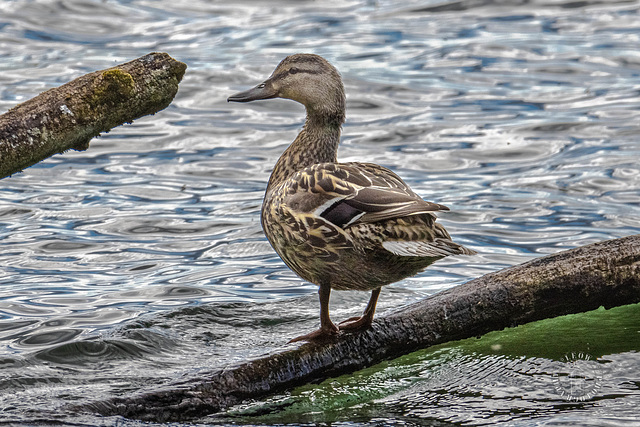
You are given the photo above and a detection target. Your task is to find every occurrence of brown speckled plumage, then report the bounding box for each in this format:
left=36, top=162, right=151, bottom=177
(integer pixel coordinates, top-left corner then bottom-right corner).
left=228, top=53, right=475, bottom=342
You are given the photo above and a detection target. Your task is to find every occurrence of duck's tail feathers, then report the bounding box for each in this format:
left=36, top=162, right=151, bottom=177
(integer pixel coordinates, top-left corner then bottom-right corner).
left=382, top=239, right=477, bottom=258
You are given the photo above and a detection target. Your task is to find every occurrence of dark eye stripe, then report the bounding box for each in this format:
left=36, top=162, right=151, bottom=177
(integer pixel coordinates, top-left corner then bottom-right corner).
left=287, top=67, right=320, bottom=75
left=272, top=67, right=322, bottom=82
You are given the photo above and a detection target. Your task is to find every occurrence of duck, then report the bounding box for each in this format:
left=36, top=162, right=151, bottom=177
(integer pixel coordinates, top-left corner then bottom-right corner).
left=228, top=53, right=475, bottom=343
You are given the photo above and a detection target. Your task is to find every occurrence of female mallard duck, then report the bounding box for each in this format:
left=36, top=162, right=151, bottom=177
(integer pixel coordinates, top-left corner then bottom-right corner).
left=228, top=53, right=475, bottom=342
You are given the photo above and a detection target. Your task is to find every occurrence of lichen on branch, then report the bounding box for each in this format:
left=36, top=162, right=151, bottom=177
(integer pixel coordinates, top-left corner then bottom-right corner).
left=0, top=52, right=187, bottom=179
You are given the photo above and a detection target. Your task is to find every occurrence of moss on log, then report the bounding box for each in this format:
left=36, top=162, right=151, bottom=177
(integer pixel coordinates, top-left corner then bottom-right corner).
left=80, top=234, right=640, bottom=422
left=0, top=52, right=187, bottom=179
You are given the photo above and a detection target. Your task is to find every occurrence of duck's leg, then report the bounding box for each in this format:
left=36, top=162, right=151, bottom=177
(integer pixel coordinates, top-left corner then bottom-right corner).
left=289, top=284, right=340, bottom=343
left=338, top=288, right=381, bottom=331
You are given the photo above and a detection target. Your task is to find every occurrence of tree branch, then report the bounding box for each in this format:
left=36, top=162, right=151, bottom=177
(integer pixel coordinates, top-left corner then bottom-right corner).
left=0, top=52, right=186, bottom=179
left=80, top=234, right=640, bottom=422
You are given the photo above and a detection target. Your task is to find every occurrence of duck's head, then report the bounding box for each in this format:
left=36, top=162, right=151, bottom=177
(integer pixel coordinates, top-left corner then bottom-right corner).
left=228, top=53, right=345, bottom=125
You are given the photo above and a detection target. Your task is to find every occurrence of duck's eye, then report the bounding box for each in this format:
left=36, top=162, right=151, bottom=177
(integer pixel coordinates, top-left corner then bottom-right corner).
left=289, top=67, right=299, bottom=75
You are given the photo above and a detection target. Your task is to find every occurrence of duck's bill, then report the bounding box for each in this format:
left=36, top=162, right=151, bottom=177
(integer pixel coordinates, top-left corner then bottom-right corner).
left=227, top=82, right=277, bottom=102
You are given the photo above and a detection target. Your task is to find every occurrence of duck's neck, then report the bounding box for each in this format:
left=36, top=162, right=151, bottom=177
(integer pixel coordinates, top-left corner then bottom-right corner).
left=266, top=109, right=344, bottom=193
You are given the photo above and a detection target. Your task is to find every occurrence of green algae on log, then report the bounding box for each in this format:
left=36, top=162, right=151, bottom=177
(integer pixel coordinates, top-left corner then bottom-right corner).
left=80, top=234, right=640, bottom=422
left=0, top=52, right=187, bottom=179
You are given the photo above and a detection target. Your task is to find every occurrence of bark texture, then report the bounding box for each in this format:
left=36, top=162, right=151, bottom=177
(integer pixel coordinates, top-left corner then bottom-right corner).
left=80, top=234, right=640, bottom=422
left=0, top=52, right=186, bottom=179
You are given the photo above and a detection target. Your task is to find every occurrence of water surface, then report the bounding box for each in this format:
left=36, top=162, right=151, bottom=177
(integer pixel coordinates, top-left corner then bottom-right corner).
left=0, top=0, right=639, bottom=425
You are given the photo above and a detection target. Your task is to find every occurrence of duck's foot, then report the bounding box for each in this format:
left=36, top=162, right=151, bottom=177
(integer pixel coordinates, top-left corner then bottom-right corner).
left=338, top=315, right=373, bottom=331
left=288, top=323, right=339, bottom=343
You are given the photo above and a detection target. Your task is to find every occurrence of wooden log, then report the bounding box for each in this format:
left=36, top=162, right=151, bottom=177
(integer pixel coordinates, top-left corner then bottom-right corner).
left=0, top=52, right=186, bottom=179
left=80, top=234, right=640, bottom=422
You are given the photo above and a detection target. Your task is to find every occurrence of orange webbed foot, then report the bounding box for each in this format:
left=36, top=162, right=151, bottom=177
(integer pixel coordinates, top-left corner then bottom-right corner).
left=288, top=323, right=339, bottom=343
left=338, top=315, right=373, bottom=331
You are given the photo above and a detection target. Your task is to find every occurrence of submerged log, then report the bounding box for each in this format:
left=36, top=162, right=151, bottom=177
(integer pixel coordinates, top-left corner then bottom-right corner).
left=0, top=52, right=186, bottom=179
left=80, top=234, right=640, bottom=422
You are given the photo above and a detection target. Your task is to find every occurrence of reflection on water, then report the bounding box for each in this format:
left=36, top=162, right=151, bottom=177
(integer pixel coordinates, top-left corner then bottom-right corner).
left=1, top=0, right=639, bottom=425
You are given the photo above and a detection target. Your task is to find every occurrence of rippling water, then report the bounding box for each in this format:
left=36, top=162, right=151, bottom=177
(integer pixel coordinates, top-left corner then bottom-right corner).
left=1, top=0, right=639, bottom=425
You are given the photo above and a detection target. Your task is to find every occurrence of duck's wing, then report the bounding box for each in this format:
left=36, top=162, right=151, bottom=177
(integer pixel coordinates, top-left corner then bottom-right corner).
left=286, top=162, right=448, bottom=228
